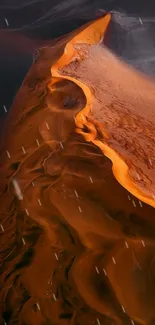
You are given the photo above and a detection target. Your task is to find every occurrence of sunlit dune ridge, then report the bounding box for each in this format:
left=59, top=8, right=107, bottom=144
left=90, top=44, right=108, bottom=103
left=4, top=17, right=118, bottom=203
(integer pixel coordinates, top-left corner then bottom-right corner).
left=52, top=13, right=155, bottom=208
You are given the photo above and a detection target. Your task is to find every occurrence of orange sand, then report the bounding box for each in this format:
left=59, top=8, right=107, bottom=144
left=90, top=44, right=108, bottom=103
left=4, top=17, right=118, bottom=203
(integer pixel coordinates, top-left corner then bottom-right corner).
left=0, top=14, right=155, bottom=325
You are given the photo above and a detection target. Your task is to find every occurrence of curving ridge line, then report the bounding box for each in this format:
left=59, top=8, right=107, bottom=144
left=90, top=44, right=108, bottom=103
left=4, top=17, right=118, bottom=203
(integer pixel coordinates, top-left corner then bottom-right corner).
left=51, top=13, right=155, bottom=209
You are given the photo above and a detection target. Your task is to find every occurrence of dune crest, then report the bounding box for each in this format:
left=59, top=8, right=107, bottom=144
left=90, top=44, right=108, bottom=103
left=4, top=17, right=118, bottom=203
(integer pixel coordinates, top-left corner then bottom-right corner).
left=51, top=14, right=155, bottom=208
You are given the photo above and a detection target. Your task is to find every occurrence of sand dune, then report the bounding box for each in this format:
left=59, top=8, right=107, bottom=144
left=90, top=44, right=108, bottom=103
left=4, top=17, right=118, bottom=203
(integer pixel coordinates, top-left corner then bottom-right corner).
left=0, top=14, right=155, bottom=325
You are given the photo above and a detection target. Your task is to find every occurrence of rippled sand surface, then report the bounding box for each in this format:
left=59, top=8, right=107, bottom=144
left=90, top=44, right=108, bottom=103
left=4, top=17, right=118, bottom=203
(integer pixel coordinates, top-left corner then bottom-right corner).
left=0, top=14, right=155, bottom=325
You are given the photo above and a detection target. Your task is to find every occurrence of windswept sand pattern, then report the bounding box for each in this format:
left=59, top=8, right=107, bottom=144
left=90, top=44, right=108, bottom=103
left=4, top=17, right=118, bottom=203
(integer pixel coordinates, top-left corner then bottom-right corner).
left=0, top=14, right=155, bottom=325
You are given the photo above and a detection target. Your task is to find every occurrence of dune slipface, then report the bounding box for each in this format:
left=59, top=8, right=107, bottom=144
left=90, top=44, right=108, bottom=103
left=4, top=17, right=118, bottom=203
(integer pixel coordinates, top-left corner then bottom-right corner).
left=0, top=14, right=155, bottom=325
